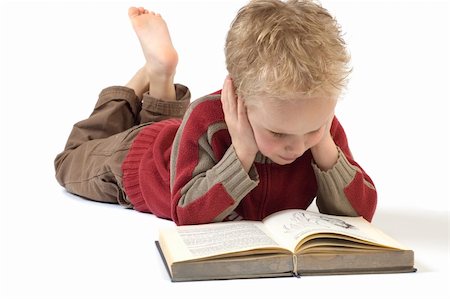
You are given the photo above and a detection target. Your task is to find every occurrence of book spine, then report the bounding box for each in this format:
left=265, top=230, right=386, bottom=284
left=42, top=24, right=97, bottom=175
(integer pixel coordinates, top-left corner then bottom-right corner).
left=292, top=255, right=300, bottom=278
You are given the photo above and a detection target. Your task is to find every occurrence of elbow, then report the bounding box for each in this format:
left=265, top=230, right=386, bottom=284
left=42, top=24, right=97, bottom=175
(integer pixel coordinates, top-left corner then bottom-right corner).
left=344, top=175, right=378, bottom=222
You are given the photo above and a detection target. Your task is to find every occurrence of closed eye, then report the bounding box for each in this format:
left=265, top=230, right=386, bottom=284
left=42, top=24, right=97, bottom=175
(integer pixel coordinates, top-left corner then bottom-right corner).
left=308, top=126, right=324, bottom=135
left=270, top=131, right=285, bottom=138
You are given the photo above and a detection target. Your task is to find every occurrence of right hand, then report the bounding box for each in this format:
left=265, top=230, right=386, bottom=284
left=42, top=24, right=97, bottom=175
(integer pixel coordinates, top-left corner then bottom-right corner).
left=221, top=76, right=258, bottom=172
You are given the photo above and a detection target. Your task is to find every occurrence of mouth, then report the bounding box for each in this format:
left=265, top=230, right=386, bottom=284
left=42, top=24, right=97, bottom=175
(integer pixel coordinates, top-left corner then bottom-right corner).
left=278, top=156, right=297, bottom=163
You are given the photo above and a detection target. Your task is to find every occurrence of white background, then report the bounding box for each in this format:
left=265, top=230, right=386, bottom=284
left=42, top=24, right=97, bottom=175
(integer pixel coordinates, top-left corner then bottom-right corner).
left=1, top=0, right=449, bottom=298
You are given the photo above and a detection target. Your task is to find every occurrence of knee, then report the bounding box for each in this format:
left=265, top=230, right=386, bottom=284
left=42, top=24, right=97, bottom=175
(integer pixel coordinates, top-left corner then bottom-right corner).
left=54, top=151, right=69, bottom=187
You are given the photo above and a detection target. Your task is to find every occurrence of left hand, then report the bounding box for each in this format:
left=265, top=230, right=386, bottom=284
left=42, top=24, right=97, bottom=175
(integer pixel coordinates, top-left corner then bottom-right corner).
left=310, top=115, right=338, bottom=171
left=314, top=114, right=334, bottom=148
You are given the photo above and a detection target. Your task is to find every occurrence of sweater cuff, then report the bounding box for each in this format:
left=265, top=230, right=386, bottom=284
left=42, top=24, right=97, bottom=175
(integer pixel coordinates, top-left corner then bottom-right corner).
left=212, top=146, right=259, bottom=222
left=141, top=84, right=191, bottom=117
left=214, top=146, right=259, bottom=199
left=312, top=147, right=357, bottom=188
left=312, top=148, right=359, bottom=216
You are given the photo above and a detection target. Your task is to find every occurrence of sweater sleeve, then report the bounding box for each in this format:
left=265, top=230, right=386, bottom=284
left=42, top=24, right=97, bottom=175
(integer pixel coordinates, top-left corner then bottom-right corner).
left=312, top=117, right=377, bottom=221
left=169, top=96, right=259, bottom=225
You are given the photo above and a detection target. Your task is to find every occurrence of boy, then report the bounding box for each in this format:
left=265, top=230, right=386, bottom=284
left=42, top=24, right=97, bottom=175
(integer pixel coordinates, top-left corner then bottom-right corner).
left=55, top=1, right=377, bottom=225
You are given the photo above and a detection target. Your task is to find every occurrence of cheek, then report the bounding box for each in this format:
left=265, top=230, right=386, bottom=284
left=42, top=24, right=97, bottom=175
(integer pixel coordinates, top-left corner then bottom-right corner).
left=306, top=129, right=326, bottom=148
left=253, top=131, right=280, bottom=155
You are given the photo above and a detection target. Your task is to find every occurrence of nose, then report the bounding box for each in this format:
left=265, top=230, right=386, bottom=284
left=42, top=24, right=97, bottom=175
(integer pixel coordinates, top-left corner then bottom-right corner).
left=284, top=138, right=306, bottom=157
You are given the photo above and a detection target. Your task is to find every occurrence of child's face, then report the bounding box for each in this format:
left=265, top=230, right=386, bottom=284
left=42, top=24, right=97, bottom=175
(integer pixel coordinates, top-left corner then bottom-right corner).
left=246, top=93, right=337, bottom=165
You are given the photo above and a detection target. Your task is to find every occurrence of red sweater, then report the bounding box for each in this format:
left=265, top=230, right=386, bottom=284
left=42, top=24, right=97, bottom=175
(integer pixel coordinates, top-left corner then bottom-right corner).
left=122, top=91, right=377, bottom=225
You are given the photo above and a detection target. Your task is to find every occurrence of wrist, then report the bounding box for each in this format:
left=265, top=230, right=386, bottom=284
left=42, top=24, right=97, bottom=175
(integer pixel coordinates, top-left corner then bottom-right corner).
left=311, top=135, right=338, bottom=171
left=234, top=147, right=257, bottom=173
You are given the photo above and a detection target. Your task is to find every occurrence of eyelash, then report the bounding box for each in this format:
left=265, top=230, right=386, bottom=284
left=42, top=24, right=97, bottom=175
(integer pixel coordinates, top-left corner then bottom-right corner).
left=309, top=128, right=321, bottom=135
left=270, top=127, right=322, bottom=138
left=271, top=132, right=284, bottom=138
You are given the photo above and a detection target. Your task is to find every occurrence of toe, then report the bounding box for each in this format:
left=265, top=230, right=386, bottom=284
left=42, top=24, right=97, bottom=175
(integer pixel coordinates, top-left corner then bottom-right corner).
left=128, top=7, right=140, bottom=18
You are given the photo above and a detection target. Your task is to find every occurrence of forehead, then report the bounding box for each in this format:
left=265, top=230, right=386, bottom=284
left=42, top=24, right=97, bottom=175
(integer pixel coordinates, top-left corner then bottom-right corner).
left=247, top=94, right=336, bottom=133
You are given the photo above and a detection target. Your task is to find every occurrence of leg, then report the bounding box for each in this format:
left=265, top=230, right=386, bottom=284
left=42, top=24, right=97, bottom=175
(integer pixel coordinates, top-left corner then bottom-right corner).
left=55, top=7, right=189, bottom=205
left=54, top=86, right=143, bottom=206
left=126, top=66, right=149, bottom=100
left=55, top=124, right=144, bottom=207
left=128, top=7, right=178, bottom=101
left=127, top=7, right=190, bottom=124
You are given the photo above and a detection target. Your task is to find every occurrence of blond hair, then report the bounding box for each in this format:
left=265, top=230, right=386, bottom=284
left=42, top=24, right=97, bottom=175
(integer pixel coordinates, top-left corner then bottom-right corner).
left=225, top=0, right=351, bottom=99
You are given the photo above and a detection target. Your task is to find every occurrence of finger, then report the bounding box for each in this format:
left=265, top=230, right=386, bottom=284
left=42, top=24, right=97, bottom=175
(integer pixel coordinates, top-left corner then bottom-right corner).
left=221, top=77, right=229, bottom=110
left=237, top=96, right=247, bottom=121
left=226, top=78, right=237, bottom=115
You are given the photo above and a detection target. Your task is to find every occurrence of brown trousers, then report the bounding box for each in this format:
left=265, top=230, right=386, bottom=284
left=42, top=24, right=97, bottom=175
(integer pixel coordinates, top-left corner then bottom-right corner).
left=54, top=85, right=190, bottom=207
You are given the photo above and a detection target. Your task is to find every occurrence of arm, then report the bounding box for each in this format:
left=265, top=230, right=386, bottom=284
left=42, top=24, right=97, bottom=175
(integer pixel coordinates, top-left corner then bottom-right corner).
left=220, top=76, right=259, bottom=172
left=311, top=117, right=377, bottom=221
left=169, top=94, right=259, bottom=225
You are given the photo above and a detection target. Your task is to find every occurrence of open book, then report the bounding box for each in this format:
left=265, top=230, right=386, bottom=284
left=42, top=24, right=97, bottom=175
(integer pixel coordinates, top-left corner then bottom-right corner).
left=156, top=209, right=415, bottom=282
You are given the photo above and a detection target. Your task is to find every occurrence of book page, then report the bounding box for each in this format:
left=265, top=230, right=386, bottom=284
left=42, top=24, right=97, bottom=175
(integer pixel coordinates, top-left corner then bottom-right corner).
left=159, top=221, right=286, bottom=263
left=262, top=209, right=407, bottom=252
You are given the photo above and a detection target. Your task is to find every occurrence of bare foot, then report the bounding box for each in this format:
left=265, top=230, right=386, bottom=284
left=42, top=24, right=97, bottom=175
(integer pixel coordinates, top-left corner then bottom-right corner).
left=128, top=7, right=178, bottom=82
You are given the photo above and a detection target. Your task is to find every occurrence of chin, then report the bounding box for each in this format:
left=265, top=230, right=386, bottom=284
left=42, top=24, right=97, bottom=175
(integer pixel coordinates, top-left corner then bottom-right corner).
left=276, top=160, right=295, bottom=165
left=272, top=156, right=297, bottom=165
